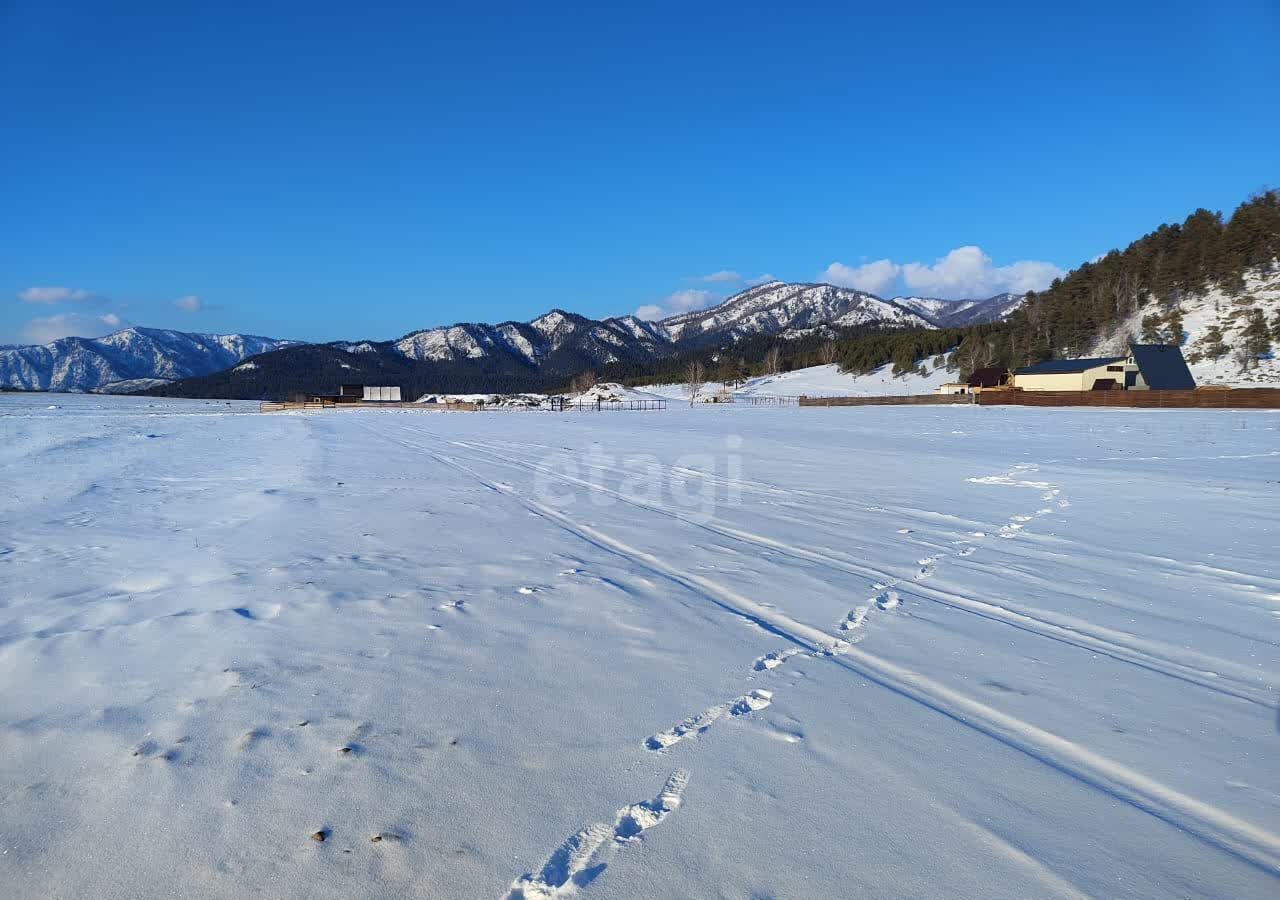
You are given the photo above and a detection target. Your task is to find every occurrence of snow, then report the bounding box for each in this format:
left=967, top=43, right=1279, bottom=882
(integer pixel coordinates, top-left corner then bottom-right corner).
left=1, top=393, right=1278, bottom=899
left=645, top=361, right=954, bottom=400
left=564, top=382, right=667, bottom=405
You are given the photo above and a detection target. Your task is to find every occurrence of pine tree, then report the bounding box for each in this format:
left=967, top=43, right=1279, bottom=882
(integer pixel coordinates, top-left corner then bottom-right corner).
left=1201, top=324, right=1228, bottom=360
left=1241, top=308, right=1272, bottom=366
left=1140, top=314, right=1163, bottom=344
left=1165, top=309, right=1184, bottom=346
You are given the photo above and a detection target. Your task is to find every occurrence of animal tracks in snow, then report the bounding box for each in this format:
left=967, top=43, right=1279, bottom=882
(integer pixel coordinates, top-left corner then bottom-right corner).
left=505, top=770, right=689, bottom=899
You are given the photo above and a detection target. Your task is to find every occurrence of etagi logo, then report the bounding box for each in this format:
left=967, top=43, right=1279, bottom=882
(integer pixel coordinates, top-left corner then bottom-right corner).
left=532, top=435, right=744, bottom=523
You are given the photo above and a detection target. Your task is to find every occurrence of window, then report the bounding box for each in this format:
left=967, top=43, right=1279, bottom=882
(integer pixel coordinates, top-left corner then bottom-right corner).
left=1107, top=365, right=1124, bottom=372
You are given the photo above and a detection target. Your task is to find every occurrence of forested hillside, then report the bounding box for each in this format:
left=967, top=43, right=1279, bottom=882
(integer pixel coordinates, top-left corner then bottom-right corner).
left=966, top=190, right=1280, bottom=376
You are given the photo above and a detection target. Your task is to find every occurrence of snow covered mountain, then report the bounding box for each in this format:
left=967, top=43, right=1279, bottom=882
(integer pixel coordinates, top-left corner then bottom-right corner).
left=383, top=282, right=955, bottom=368
left=4, top=282, right=1021, bottom=396
left=893, top=292, right=1025, bottom=328
left=390, top=310, right=670, bottom=367
left=0, top=328, right=299, bottom=393
left=661, top=282, right=933, bottom=343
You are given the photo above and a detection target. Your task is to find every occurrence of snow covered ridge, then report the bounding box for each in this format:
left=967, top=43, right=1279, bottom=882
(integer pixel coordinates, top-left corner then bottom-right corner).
left=659, top=282, right=933, bottom=341
left=389, top=284, right=1018, bottom=366
left=0, top=327, right=299, bottom=393
left=894, top=292, right=1025, bottom=328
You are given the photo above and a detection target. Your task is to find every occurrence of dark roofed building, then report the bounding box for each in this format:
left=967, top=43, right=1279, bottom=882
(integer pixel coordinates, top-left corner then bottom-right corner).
left=1013, top=345, right=1195, bottom=392
left=1014, top=357, right=1125, bottom=376
left=1128, top=344, right=1196, bottom=389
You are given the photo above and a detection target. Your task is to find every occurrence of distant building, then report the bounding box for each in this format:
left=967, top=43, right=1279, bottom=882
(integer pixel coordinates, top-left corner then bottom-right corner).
left=1013, top=345, right=1195, bottom=392
left=967, top=367, right=1010, bottom=390
left=319, top=384, right=403, bottom=403
left=936, top=382, right=970, bottom=395
left=360, top=386, right=402, bottom=402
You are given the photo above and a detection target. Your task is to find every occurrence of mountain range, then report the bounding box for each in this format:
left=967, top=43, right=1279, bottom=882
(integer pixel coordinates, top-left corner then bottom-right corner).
left=0, top=284, right=1023, bottom=394
left=0, top=329, right=299, bottom=393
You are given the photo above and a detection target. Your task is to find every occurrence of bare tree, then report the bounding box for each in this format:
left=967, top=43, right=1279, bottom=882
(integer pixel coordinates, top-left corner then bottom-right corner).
left=683, top=359, right=706, bottom=405
left=570, top=370, right=597, bottom=394
left=763, top=345, right=782, bottom=375
left=817, top=342, right=837, bottom=365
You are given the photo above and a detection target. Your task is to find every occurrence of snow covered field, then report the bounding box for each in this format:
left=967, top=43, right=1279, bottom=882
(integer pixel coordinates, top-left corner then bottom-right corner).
left=2, top=394, right=1279, bottom=899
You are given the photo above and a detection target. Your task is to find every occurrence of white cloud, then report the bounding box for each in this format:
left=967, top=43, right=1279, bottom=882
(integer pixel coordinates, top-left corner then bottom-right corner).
left=18, top=286, right=97, bottom=305
left=821, top=247, right=1065, bottom=300
left=692, top=270, right=742, bottom=284
left=22, top=313, right=126, bottom=344
left=819, top=259, right=900, bottom=296
left=901, top=247, right=1064, bottom=298
left=634, top=288, right=716, bottom=321
left=174, top=294, right=203, bottom=312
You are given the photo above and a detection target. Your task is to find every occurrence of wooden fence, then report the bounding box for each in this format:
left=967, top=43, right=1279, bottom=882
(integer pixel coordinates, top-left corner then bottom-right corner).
left=799, top=394, right=974, bottom=407
left=798, top=389, right=1280, bottom=410
left=545, top=398, right=667, bottom=412
left=260, top=400, right=479, bottom=412
left=975, top=388, right=1280, bottom=409
left=740, top=395, right=802, bottom=406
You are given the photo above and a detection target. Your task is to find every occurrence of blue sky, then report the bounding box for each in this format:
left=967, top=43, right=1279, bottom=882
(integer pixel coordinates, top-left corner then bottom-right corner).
left=2, top=1, right=1277, bottom=345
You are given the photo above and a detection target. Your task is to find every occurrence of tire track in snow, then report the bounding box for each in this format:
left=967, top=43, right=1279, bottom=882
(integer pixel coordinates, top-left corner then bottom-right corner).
left=364, top=421, right=1280, bottom=876
left=505, top=770, right=690, bottom=899
left=390, top=424, right=1272, bottom=708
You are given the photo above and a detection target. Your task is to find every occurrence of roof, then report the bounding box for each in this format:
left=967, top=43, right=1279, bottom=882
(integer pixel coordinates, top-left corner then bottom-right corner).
left=1129, top=344, right=1195, bottom=389
left=968, top=367, right=1008, bottom=387
left=1015, top=357, right=1124, bottom=375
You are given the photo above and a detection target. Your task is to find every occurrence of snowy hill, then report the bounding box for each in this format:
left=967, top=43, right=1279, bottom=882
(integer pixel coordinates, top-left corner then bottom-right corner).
left=0, top=327, right=299, bottom=393
left=1086, top=266, right=1280, bottom=387
left=661, top=282, right=933, bottom=343
left=894, top=292, right=1025, bottom=328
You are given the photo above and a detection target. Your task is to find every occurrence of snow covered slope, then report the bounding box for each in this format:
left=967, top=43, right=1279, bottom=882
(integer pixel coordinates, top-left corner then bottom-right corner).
left=2, top=396, right=1277, bottom=899
left=0, top=327, right=298, bottom=392
left=1088, top=266, right=1280, bottom=387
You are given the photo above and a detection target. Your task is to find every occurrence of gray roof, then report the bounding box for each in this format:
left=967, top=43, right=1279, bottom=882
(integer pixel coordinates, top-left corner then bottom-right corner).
left=1129, top=344, right=1195, bottom=389
left=1015, top=357, right=1124, bottom=375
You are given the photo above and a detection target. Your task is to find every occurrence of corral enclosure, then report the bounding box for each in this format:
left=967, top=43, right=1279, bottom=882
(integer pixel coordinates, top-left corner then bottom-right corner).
left=1, top=393, right=1278, bottom=900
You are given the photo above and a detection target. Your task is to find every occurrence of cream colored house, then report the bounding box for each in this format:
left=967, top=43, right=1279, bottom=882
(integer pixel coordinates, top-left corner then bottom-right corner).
left=1013, top=345, right=1195, bottom=392
left=936, top=382, right=970, bottom=395
left=1012, top=357, right=1132, bottom=391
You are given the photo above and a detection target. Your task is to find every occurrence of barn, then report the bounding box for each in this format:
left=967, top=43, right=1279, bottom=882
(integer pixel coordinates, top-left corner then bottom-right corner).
left=1013, top=345, right=1195, bottom=392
